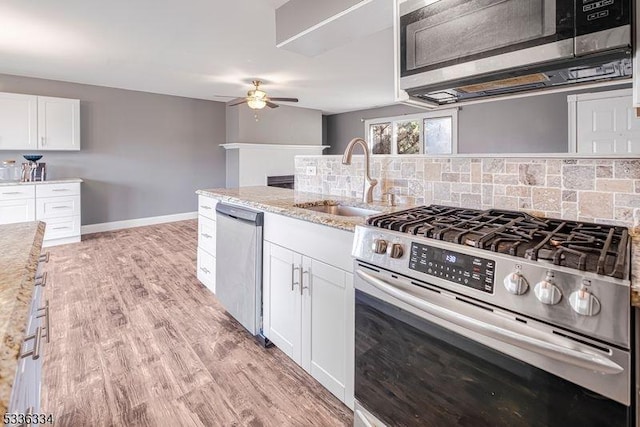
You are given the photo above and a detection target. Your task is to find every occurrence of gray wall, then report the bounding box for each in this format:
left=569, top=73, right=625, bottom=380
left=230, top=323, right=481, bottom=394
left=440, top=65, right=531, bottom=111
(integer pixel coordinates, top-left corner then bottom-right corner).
left=325, top=95, right=569, bottom=155
left=0, top=74, right=226, bottom=225
left=226, top=103, right=322, bottom=145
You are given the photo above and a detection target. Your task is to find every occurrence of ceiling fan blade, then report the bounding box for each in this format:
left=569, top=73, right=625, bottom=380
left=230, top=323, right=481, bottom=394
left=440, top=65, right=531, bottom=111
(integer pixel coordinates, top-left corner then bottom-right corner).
left=266, top=101, right=280, bottom=108
left=268, top=97, right=299, bottom=103
left=227, top=98, right=248, bottom=106
left=212, top=95, right=239, bottom=98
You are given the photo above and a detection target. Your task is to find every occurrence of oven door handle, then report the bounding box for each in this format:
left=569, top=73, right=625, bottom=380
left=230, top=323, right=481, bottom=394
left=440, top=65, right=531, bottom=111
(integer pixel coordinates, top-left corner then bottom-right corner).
left=357, top=270, right=624, bottom=375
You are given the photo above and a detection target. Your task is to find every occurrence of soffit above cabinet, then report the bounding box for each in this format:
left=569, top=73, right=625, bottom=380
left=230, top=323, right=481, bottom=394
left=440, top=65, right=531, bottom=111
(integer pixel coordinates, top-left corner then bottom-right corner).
left=275, top=0, right=393, bottom=57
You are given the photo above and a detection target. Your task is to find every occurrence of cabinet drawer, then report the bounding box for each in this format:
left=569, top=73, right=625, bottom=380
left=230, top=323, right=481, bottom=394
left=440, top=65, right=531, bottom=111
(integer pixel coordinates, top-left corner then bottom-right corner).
left=198, top=215, right=216, bottom=256
left=198, top=195, right=217, bottom=220
left=0, top=185, right=35, bottom=201
left=36, top=182, right=80, bottom=198
left=197, top=248, right=216, bottom=294
left=0, top=198, right=36, bottom=224
left=36, top=195, right=80, bottom=219
left=42, top=215, right=80, bottom=240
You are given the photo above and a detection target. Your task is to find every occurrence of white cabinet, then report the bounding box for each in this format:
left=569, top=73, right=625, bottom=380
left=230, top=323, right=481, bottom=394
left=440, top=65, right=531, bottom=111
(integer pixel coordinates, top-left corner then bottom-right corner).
left=0, top=182, right=81, bottom=245
left=197, top=195, right=218, bottom=294
left=0, top=92, right=80, bottom=151
left=634, top=2, right=639, bottom=109
left=0, top=93, right=38, bottom=150
left=37, top=96, right=80, bottom=151
left=263, top=212, right=355, bottom=409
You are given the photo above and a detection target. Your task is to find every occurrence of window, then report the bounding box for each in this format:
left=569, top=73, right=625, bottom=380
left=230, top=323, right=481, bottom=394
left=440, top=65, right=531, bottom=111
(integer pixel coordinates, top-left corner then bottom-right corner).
left=364, top=109, right=458, bottom=155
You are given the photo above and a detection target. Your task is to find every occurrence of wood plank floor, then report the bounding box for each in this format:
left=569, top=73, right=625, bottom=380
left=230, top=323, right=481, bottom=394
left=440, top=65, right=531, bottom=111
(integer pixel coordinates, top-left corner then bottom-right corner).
left=41, top=220, right=353, bottom=427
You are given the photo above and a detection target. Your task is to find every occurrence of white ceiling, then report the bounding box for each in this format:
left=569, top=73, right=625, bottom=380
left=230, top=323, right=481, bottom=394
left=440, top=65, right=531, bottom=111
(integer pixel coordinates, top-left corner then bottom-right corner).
left=0, top=1, right=396, bottom=114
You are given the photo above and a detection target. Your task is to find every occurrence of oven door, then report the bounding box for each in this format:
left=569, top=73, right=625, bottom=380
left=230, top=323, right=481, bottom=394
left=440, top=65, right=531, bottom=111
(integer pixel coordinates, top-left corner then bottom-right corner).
left=399, top=0, right=575, bottom=89
left=354, top=265, right=633, bottom=427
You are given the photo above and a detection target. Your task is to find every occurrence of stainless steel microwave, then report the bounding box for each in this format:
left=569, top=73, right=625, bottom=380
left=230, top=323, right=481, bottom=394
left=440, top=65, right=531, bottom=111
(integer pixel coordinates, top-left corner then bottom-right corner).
left=398, top=0, right=633, bottom=105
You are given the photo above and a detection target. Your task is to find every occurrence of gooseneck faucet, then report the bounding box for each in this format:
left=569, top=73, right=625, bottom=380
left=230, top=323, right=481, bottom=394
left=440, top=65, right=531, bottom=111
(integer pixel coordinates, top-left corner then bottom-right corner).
left=342, top=137, right=378, bottom=203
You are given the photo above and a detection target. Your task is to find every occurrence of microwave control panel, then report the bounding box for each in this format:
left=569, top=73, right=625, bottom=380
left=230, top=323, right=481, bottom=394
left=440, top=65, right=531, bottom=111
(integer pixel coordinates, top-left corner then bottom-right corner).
left=576, top=0, right=630, bottom=36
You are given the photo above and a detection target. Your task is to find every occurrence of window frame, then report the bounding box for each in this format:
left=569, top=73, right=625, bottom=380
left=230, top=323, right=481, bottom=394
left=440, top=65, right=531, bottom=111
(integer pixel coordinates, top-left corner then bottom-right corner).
left=364, top=108, right=459, bottom=155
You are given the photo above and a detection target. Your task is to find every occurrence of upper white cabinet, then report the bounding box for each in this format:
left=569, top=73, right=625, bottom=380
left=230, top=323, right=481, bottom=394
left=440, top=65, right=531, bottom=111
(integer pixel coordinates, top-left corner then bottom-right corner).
left=0, top=93, right=38, bottom=150
left=0, top=92, right=80, bottom=151
left=37, top=96, right=80, bottom=151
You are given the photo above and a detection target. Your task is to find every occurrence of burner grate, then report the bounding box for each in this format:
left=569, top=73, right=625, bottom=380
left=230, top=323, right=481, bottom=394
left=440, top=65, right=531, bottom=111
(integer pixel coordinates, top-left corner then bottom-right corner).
left=367, top=205, right=629, bottom=278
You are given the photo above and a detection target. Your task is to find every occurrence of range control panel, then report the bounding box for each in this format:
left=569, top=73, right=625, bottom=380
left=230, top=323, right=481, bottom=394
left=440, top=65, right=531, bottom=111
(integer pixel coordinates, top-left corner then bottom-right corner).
left=409, top=243, right=495, bottom=293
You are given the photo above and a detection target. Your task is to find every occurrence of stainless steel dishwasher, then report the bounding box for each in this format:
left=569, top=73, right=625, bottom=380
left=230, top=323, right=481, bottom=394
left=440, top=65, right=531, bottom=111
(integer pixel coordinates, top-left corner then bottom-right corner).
left=215, top=202, right=269, bottom=345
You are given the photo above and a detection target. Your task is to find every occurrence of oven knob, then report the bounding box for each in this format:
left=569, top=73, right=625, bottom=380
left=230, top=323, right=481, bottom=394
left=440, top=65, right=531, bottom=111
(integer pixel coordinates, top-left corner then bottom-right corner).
left=534, top=275, right=562, bottom=305
left=569, top=287, right=601, bottom=316
left=371, top=239, right=388, bottom=254
left=387, top=243, right=404, bottom=259
left=503, top=272, right=528, bottom=295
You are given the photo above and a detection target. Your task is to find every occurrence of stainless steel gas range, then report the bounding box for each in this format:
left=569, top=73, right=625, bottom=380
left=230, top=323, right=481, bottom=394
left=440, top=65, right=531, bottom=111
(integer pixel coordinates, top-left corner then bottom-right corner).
left=352, top=205, right=633, bottom=427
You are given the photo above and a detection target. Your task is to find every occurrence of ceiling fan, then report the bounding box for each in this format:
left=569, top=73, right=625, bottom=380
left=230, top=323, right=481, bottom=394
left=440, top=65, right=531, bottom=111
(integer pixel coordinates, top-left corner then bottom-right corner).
left=222, top=80, right=299, bottom=110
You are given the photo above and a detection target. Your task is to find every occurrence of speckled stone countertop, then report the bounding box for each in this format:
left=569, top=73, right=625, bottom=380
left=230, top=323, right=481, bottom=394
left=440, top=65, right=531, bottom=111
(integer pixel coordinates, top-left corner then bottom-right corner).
left=0, top=178, right=83, bottom=187
left=196, top=186, right=412, bottom=232
left=0, top=222, right=46, bottom=415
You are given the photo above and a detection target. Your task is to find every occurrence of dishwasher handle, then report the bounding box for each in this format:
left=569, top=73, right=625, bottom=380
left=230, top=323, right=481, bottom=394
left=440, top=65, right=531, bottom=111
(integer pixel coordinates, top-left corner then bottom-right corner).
left=216, top=202, right=264, bottom=225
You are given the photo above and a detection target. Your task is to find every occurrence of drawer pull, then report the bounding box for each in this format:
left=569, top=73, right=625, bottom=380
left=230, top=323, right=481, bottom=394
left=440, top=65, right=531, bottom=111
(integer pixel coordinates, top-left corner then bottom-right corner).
left=39, top=252, right=50, bottom=263
left=20, top=326, right=44, bottom=360
left=200, top=206, right=212, bottom=210
left=52, top=226, right=70, bottom=230
left=200, top=267, right=211, bottom=274
left=2, top=191, right=22, bottom=195
left=36, top=299, right=50, bottom=344
left=201, top=233, right=213, bottom=239
left=51, top=188, right=70, bottom=192
left=51, top=205, right=71, bottom=209
left=35, top=272, right=47, bottom=287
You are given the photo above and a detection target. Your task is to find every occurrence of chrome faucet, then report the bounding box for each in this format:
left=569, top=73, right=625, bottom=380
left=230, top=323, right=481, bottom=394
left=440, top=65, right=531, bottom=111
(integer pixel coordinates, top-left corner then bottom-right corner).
left=342, top=137, right=378, bottom=203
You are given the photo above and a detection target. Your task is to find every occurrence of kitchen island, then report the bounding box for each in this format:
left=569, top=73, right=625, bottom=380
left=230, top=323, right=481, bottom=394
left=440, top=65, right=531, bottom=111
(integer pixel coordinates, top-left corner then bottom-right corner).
left=0, top=221, right=46, bottom=415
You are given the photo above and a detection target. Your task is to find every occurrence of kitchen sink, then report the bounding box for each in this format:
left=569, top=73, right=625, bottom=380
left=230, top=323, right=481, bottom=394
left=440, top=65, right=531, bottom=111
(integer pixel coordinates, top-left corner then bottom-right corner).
left=296, top=203, right=381, bottom=217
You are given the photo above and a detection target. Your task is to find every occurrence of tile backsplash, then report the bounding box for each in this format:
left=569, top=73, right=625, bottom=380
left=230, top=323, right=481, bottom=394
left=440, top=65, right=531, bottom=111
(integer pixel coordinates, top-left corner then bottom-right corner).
left=295, top=156, right=640, bottom=230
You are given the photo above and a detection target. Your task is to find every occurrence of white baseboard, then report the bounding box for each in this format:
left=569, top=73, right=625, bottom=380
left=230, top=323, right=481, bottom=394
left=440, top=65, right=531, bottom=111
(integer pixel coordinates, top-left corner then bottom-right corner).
left=81, top=211, right=198, bottom=235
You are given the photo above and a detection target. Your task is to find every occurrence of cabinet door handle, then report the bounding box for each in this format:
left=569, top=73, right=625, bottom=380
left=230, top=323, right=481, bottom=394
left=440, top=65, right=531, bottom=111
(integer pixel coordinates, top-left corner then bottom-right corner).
left=200, top=267, right=210, bottom=274
left=2, top=191, right=22, bottom=195
left=20, top=326, right=43, bottom=360
left=52, top=205, right=71, bottom=209
left=200, top=205, right=212, bottom=210
left=200, top=233, right=213, bottom=239
left=301, top=269, right=310, bottom=295
left=39, top=252, right=50, bottom=263
left=51, top=188, right=70, bottom=192
left=291, top=265, right=300, bottom=291
left=36, top=299, right=50, bottom=344
left=41, top=136, right=45, bottom=146
left=35, top=272, right=47, bottom=287
left=52, top=226, right=70, bottom=230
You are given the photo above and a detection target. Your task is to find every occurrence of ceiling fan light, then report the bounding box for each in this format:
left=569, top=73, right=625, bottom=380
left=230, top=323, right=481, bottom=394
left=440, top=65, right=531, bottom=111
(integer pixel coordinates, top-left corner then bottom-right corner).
left=247, top=98, right=266, bottom=109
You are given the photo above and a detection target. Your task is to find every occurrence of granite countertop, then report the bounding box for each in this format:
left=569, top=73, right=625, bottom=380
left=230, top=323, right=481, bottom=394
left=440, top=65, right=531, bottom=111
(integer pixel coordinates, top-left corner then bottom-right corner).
left=0, top=178, right=83, bottom=187
left=0, top=222, right=46, bottom=415
left=196, top=186, right=412, bottom=232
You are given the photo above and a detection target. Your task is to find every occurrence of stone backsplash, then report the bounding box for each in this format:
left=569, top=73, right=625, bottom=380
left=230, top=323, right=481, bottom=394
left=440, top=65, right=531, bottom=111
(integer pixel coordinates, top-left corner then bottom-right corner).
left=295, top=155, right=640, bottom=302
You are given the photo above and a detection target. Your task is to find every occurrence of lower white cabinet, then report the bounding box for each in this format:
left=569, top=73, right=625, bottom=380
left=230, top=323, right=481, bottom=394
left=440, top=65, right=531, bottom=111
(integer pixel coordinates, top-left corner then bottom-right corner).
left=263, top=212, right=355, bottom=409
left=196, top=195, right=218, bottom=294
left=0, top=181, right=81, bottom=246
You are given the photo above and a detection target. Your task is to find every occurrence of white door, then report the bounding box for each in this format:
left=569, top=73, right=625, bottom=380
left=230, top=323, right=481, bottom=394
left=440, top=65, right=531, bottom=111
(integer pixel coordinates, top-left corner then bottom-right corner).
left=263, top=242, right=302, bottom=364
left=37, top=96, right=80, bottom=151
left=575, top=91, right=640, bottom=154
left=0, top=199, right=36, bottom=224
left=0, top=93, right=38, bottom=150
left=301, top=257, right=354, bottom=408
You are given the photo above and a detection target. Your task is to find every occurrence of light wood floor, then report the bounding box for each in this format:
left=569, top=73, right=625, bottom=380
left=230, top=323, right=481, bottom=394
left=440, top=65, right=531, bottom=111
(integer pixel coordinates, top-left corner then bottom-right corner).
left=41, top=220, right=352, bottom=427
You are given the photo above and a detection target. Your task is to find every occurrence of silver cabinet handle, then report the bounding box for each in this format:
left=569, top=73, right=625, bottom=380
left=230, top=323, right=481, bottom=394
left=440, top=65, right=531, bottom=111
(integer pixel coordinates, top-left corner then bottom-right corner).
left=35, top=272, right=47, bottom=287
left=36, top=300, right=50, bottom=344
left=41, top=136, right=45, bottom=146
left=200, top=267, right=210, bottom=274
left=52, top=226, right=70, bottom=230
left=200, top=233, right=213, bottom=239
left=39, top=252, right=50, bottom=263
left=20, top=326, right=44, bottom=360
left=200, top=205, right=212, bottom=210
left=301, top=269, right=310, bottom=295
left=2, top=191, right=22, bottom=195
left=51, top=188, right=70, bottom=192
left=291, top=265, right=300, bottom=291
left=51, top=205, right=71, bottom=209
left=356, top=269, right=624, bottom=375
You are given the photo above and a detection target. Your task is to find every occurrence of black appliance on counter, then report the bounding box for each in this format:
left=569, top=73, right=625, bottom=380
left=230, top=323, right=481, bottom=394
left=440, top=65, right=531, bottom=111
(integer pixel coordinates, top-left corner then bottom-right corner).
left=352, top=205, right=634, bottom=426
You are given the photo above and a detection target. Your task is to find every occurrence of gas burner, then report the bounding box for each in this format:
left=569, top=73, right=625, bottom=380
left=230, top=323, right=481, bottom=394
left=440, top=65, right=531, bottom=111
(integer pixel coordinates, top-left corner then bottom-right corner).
left=368, top=205, right=629, bottom=278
